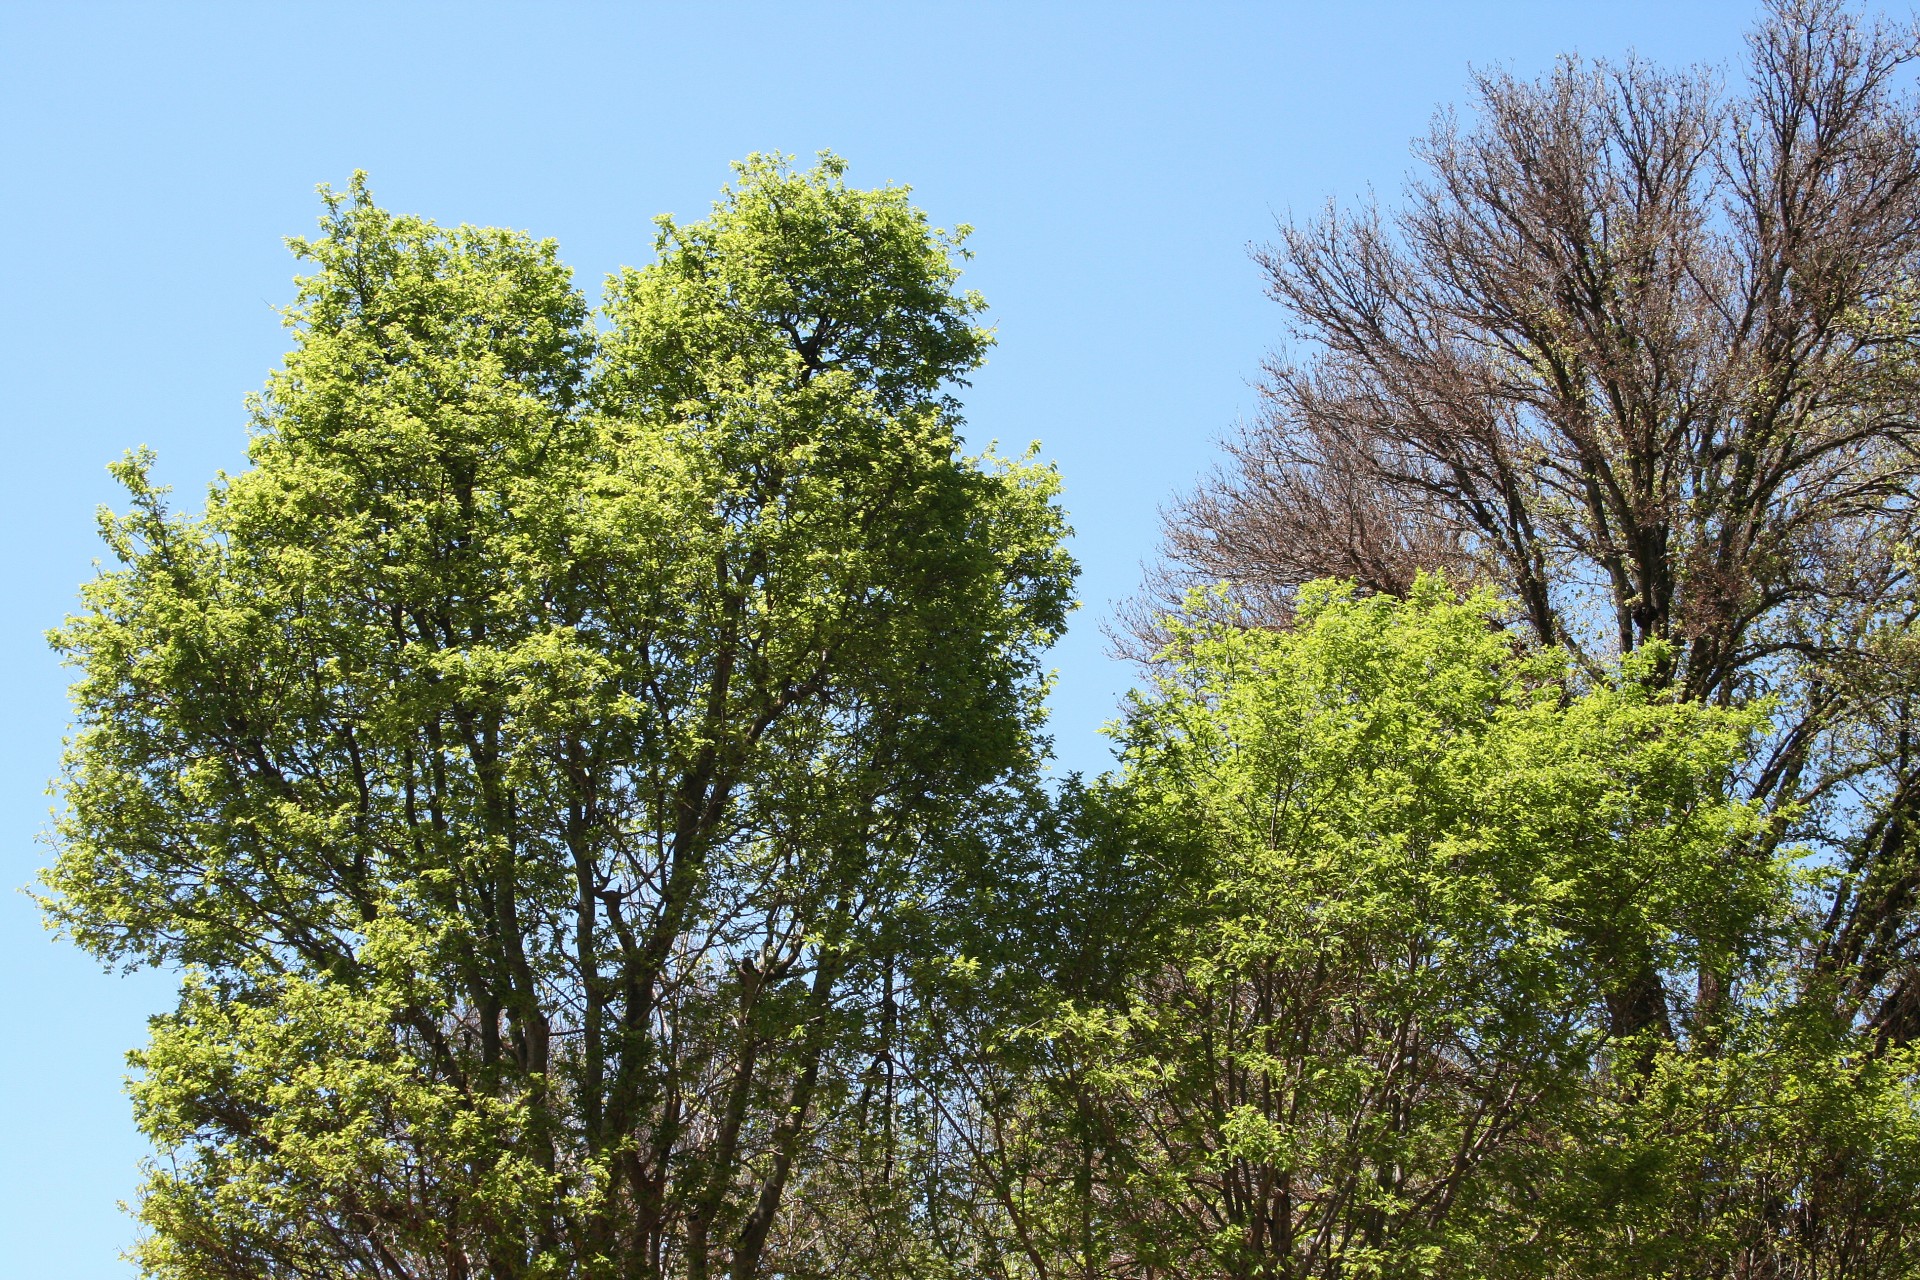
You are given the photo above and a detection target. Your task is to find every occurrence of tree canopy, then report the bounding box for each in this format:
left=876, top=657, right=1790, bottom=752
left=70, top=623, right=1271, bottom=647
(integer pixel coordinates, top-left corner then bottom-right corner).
left=39, top=6, right=1920, bottom=1279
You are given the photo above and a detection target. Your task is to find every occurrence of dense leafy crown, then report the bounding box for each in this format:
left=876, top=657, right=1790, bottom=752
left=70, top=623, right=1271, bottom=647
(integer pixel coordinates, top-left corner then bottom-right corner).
left=43, top=155, right=1073, bottom=1280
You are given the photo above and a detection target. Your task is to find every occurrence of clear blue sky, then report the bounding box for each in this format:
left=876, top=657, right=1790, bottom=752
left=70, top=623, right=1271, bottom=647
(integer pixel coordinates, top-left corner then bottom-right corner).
left=2, top=2, right=1759, bottom=1272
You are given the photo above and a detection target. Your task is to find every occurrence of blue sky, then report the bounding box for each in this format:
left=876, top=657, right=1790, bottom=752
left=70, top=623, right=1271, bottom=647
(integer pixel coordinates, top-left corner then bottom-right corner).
left=2, top=2, right=1759, bottom=1272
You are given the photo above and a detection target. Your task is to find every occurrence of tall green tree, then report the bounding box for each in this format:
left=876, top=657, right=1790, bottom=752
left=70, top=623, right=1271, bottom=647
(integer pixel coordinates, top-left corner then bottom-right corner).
left=41, top=155, right=1073, bottom=1280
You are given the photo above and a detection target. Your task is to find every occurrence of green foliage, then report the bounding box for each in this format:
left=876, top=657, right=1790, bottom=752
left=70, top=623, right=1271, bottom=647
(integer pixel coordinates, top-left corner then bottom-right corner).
left=134, top=922, right=592, bottom=1278
left=1027, top=580, right=1787, bottom=1279
left=1540, top=984, right=1920, bottom=1278
left=41, top=151, right=1920, bottom=1280
left=43, top=156, right=1072, bottom=1280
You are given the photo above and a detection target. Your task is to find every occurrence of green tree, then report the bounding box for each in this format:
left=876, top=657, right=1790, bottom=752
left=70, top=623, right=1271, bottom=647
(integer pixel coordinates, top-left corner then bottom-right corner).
left=41, top=155, right=1073, bottom=1280
left=1059, top=580, right=1788, bottom=1279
